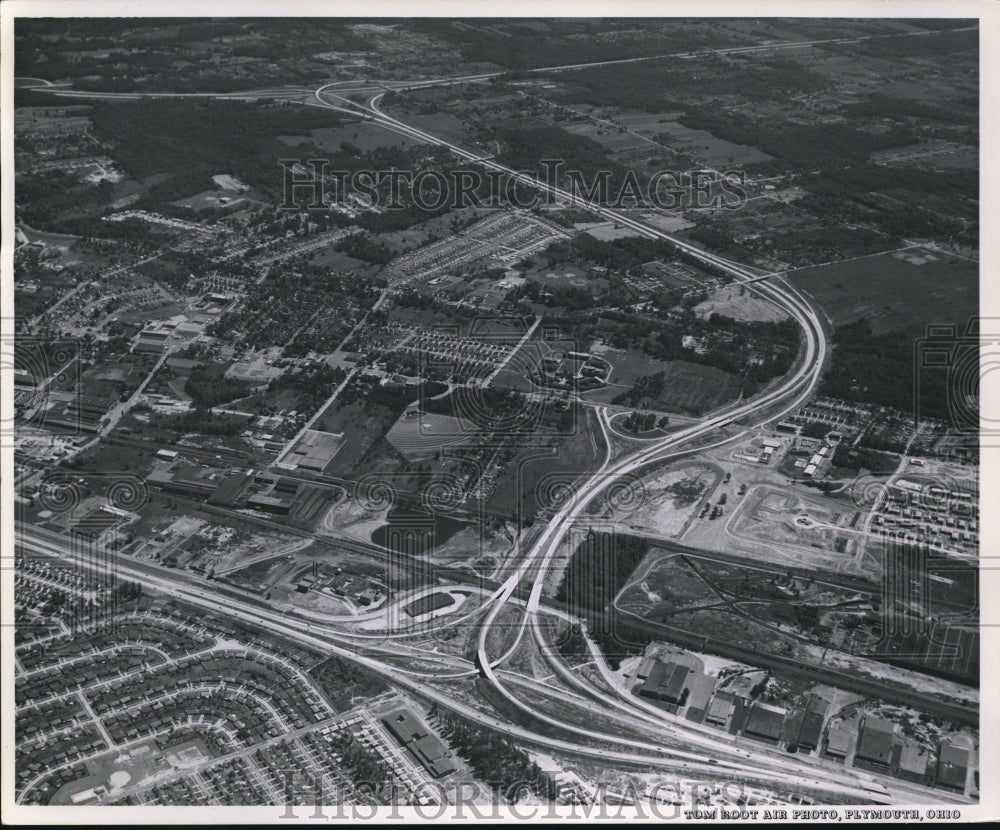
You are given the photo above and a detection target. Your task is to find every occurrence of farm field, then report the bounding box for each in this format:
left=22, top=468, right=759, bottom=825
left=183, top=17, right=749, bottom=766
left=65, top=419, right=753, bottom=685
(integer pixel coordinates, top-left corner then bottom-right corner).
left=620, top=115, right=773, bottom=168
left=789, top=247, right=978, bottom=333
left=562, top=121, right=655, bottom=155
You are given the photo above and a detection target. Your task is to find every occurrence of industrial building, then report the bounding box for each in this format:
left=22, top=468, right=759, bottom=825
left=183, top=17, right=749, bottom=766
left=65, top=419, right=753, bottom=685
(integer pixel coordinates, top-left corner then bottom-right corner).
left=146, top=463, right=225, bottom=499
left=824, top=724, right=856, bottom=762
left=896, top=740, right=930, bottom=783
left=637, top=661, right=690, bottom=706
left=743, top=703, right=787, bottom=744
left=282, top=429, right=344, bottom=472
left=854, top=717, right=895, bottom=771
left=704, top=692, right=736, bottom=728
left=935, top=742, right=969, bottom=792
left=796, top=700, right=827, bottom=752
left=381, top=708, right=457, bottom=779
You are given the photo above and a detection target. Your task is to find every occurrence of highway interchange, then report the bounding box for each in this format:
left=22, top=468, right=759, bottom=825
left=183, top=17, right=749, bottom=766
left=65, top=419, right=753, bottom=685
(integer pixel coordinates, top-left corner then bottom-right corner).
left=13, top=44, right=977, bottom=806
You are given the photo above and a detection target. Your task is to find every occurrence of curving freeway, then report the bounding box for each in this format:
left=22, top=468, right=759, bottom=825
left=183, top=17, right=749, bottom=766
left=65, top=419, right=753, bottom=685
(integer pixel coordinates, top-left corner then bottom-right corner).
left=12, top=58, right=978, bottom=807
left=302, top=84, right=977, bottom=806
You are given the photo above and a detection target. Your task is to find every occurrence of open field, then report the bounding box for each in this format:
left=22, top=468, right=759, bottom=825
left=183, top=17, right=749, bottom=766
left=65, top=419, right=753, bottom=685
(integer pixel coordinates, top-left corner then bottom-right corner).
left=308, top=248, right=367, bottom=270
left=280, top=122, right=419, bottom=152
left=653, top=361, right=745, bottom=415
left=313, top=399, right=407, bottom=478
left=620, top=116, right=773, bottom=168
left=694, top=283, right=790, bottom=323
left=593, top=462, right=720, bottom=539
left=592, top=348, right=670, bottom=388
left=562, top=121, right=654, bottom=155
left=727, top=484, right=860, bottom=558
left=789, top=247, right=978, bottom=333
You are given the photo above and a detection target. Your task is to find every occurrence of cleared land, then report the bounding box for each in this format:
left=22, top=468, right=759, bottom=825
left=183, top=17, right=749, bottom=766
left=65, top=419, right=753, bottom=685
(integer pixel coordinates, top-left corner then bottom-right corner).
left=789, top=248, right=978, bottom=333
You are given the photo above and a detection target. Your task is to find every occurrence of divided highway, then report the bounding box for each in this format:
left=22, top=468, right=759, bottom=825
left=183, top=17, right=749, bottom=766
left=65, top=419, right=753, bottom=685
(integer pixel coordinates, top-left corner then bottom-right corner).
left=12, top=49, right=979, bottom=805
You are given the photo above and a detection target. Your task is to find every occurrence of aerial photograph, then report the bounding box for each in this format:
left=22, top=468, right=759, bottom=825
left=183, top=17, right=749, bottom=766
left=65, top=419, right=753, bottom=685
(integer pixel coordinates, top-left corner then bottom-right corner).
left=3, top=6, right=988, bottom=822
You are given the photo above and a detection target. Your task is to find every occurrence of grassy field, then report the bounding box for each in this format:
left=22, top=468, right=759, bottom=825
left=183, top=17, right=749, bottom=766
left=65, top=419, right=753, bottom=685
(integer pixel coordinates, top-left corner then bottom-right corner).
left=485, top=409, right=602, bottom=522
left=789, top=247, right=978, bottom=334
left=623, top=117, right=773, bottom=168
left=601, top=348, right=673, bottom=388
left=313, top=398, right=409, bottom=478
left=562, top=121, right=653, bottom=155
left=653, top=360, right=744, bottom=415
left=279, top=122, right=420, bottom=153
left=308, top=248, right=367, bottom=270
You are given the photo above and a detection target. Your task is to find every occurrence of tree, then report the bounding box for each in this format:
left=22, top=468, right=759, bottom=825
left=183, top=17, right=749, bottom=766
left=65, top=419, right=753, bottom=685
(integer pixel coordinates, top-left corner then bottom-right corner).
left=800, top=421, right=829, bottom=439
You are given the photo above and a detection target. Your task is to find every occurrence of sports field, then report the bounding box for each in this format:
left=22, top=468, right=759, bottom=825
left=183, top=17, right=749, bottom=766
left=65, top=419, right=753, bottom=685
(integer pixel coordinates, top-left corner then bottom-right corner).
left=386, top=411, right=477, bottom=460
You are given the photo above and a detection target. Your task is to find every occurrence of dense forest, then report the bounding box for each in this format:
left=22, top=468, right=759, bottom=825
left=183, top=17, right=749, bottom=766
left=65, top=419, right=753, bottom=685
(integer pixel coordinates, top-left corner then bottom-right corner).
left=411, top=19, right=739, bottom=71
left=310, top=654, right=388, bottom=710
left=182, top=362, right=255, bottom=409
left=820, top=318, right=965, bottom=421
left=544, top=54, right=831, bottom=112
left=435, top=711, right=555, bottom=801
left=556, top=530, right=649, bottom=613
left=89, top=99, right=340, bottom=202
left=491, top=125, right=621, bottom=183
left=555, top=531, right=653, bottom=669
left=541, top=233, right=681, bottom=272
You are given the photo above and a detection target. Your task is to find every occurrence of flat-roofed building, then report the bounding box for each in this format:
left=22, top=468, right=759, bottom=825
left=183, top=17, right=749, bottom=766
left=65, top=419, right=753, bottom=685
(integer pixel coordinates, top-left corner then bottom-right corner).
left=383, top=708, right=426, bottom=742
left=935, top=742, right=969, bottom=792
left=635, top=656, right=656, bottom=681
left=246, top=494, right=292, bottom=515
left=704, top=692, right=735, bottom=728
left=638, top=661, right=689, bottom=705
left=382, top=708, right=456, bottom=779
left=797, top=701, right=827, bottom=751
left=855, top=717, right=895, bottom=770
left=897, top=740, right=930, bottom=783
left=824, top=724, right=856, bottom=762
left=744, top=703, right=786, bottom=744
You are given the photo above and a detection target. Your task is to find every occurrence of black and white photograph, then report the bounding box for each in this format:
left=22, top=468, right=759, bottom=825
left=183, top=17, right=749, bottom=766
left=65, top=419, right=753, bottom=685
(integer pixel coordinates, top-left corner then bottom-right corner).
left=1, top=1, right=994, bottom=822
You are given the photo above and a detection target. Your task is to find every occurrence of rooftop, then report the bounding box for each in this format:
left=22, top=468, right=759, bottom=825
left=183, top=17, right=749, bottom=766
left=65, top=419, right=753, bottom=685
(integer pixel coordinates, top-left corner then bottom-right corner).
left=382, top=709, right=427, bottom=745
left=826, top=724, right=855, bottom=756
left=856, top=717, right=895, bottom=765
left=744, top=703, right=786, bottom=740
left=936, top=742, right=969, bottom=789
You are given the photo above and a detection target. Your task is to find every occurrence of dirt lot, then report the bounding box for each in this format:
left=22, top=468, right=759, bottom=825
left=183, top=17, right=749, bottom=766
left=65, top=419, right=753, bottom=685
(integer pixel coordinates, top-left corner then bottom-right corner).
left=694, top=283, right=790, bottom=323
